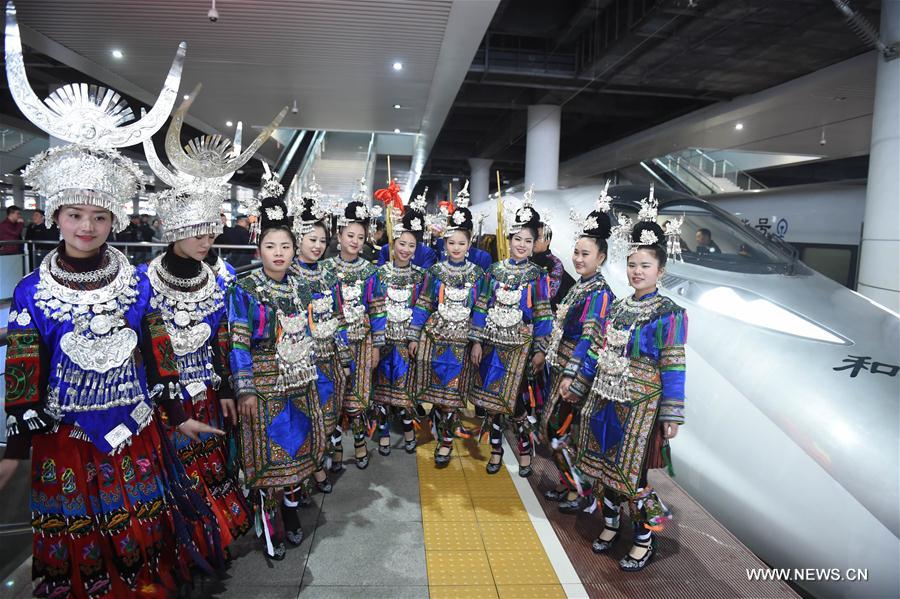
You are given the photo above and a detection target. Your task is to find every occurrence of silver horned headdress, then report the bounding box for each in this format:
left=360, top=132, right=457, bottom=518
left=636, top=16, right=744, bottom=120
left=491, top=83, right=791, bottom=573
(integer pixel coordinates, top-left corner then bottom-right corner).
left=145, top=85, right=271, bottom=242
left=569, top=179, right=613, bottom=238
left=6, top=1, right=186, bottom=232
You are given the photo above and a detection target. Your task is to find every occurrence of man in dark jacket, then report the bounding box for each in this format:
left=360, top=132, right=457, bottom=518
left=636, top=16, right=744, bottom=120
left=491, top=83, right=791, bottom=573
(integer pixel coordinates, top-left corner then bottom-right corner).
left=0, top=205, right=24, bottom=255
left=24, top=209, right=59, bottom=269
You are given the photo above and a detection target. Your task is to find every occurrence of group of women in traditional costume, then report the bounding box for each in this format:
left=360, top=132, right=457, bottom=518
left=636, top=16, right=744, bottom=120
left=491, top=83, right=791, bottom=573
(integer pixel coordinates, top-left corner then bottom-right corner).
left=0, top=2, right=689, bottom=594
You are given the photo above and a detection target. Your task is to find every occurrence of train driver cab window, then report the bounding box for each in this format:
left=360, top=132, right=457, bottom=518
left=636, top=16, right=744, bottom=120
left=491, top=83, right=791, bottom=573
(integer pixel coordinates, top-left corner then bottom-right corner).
left=615, top=202, right=798, bottom=275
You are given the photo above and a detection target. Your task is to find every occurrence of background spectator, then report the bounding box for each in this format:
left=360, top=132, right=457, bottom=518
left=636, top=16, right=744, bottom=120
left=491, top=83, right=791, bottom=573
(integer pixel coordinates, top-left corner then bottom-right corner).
left=0, top=206, right=24, bottom=255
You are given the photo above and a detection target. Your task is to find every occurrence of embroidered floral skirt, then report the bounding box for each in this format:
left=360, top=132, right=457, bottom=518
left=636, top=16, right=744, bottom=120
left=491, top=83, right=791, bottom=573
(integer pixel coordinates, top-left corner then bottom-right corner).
left=239, top=349, right=326, bottom=490
left=574, top=357, right=664, bottom=499
left=167, top=388, right=251, bottom=547
left=373, top=342, right=418, bottom=410
left=316, top=358, right=346, bottom=438
left=412, top=326, right=473, bottom=410
left=469, top=340, right=532, bottom=416
left=539, top=339, right=578, bottom=444
left=30, top=420, right=218, bottom=599
left=343, top=336, right=376, bottom=414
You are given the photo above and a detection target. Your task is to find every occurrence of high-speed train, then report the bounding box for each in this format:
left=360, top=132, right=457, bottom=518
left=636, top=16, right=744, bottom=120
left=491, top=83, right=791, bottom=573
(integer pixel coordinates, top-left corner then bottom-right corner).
left=471, top=184, right=900, bottom=598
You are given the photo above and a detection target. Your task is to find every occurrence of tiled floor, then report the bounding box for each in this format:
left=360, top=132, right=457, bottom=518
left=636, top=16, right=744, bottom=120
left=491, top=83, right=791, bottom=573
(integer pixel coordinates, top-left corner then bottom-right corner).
left=418, top=436, right=566, bottom=599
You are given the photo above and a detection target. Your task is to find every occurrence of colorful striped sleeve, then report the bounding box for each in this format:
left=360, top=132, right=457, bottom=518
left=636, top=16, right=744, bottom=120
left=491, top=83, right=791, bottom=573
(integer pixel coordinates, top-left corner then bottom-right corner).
left=366, top=270, right=387, bottom=347
left=530, top=272, right=553, bottom=353
left=227, top=283, right=258, bottom=399
left=563, top=287, right=614, bottom=379
left=468, top=268, right=493, bottom=342
left=408, top=271, right=436, bottom=340
left=657, top=309, right=688, bottom=424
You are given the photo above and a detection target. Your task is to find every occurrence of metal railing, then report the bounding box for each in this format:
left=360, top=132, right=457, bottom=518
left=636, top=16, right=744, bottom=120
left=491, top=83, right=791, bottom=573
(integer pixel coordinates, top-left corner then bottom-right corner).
left=0, top=239, right=262, bottom=301
left=665, top=149, right=767, bottom=192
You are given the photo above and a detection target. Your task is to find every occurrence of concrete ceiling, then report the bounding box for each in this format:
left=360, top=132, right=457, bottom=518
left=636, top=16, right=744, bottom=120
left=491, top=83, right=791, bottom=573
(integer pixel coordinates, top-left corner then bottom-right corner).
left=2, top=0, right=499, bottom=191
left=421, top=0, right=881, bottom=189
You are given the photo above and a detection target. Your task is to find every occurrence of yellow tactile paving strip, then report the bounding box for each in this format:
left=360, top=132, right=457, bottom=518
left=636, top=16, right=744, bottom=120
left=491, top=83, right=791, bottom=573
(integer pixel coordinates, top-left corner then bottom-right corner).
left=417, top=432, right=566, bottom=598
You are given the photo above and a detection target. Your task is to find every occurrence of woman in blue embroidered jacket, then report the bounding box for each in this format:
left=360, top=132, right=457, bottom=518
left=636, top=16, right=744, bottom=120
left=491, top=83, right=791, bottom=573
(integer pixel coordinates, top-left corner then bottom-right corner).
left=0, top=26, right=228, bottom=596
left=571, top=214, right=687, bottom=573
left=322, top=195, right=386, bottom=470
left=373, top=208, right=427, bottom=456
left=408, top=201, right=483, bottom=467
left=290, top=190, right=353, bottom=493
left=139, top=219, right=252, bottom=554
left=228, top=197, right=326, bottom=560
left=469, top=193, right=553, bottom=477
left=540, top=197, right=615, bottom=514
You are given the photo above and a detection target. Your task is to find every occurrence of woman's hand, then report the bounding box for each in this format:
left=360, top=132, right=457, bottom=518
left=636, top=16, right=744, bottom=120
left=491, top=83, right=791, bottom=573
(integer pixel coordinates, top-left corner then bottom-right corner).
left=372, top=347, right=381, bottom=367
left=470, top=342, right=483, bottom=366
left=661, top=422, right=679, bottom=439
left=220, top=398, right=237, bottom=426
left=343, top=367, right=352, bottom=379
left=531, top=351, right=546, bottom=372
left=558, top=376, right=573, bottom=401
left=238, top=395, right=258, bottom=421
left=178, top=418, right=225, bottom=442
left=408, top=341, right=419, bottom=357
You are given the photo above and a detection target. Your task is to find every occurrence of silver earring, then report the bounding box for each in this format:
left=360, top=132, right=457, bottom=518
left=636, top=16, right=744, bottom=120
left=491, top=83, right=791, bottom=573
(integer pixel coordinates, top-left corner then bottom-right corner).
left=337, top=241, right=342, bottom=251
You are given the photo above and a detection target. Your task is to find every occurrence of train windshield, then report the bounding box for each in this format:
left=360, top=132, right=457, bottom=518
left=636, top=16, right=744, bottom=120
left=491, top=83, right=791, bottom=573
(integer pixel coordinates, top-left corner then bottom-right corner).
left=617, top=201, right=797, bottom=274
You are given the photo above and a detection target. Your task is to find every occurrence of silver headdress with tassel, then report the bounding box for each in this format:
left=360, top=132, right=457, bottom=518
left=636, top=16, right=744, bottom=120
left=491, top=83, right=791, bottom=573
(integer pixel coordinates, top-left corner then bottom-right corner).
left=292, top=175, right=329, bottom=238
left=569, top=179, right=614, bottom=239
left=508, top=183, right=538, bottom=236
left=6, top=1, right=186, bottom=232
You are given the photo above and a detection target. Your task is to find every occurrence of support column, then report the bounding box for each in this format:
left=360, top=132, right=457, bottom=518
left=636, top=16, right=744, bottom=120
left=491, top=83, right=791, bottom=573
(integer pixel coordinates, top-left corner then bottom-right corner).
left=468, top=158, right=492, bottom=205
left=858, top=1, right=900, bottom=312
left=524, top=104, right=561, bottom=191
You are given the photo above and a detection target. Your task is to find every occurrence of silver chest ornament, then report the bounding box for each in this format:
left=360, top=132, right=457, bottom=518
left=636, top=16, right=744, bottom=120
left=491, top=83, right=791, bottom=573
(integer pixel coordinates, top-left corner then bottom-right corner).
left=545, top=299, right=573, bottom=369
left=34, top=247, right=148, bottom=418
left=275, top=310, right=317, bottom=393
left=484, top=284, right=526, bottom=346
left=340, top=282, right=368, bottom=341
left=386, top=284, right=413, bottom=342
left=147, top=257, right=223, bottom=398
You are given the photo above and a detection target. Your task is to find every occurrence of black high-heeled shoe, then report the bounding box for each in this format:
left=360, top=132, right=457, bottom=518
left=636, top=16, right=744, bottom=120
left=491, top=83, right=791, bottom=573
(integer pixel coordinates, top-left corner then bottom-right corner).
left=330, top=446, right=344, bottom=473
left=378, top=437, right=391, bottom=456
left=355, top=441, right=369, bottom=469
left=591, top=525, right=621, bottom=554
left=619, top=536, right=656, bottom=571
left=486, top=447, right=504, bottom=474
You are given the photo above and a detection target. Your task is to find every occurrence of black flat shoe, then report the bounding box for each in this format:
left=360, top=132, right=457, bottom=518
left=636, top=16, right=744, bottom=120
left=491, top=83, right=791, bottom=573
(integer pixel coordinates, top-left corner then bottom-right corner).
left=404, top=437, right=417, bottom=454
left=591, top=526, right=620, bottom=554
left=517, top=455, right=533, bottom=478
left=266, top=542, right=287, bottom=561
left=619, top=537, right=656, bottom=571
left=316, top=479, right=333, bottom=494
left=378, top=439, right=391, bottom=456
left=434, top=443, right=453, bottom=468
left=486, top=448, right=504, bottom=475
left=330, top=448, right=344, bottom=473
left=558, top=496, right=589, bottom=514
left=286, top=528, right=304, bottom=546
left=543, top=488, right=568, bottom=502
left=355, top=442, right=369, bottom=469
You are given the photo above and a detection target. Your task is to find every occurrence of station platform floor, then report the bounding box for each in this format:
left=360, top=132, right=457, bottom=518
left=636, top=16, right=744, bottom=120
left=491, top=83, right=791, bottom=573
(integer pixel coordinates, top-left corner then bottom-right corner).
left=1, top=422, right=797, bottom=599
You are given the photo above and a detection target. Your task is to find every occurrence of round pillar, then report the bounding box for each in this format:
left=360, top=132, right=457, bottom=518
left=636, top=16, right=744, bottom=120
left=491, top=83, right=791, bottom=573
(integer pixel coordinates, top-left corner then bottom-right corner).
left=858, top=1, right=900, bottom=311
left=468, top=158, right=493, bottom=205
left=525, top=104, right=561, bottom=191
